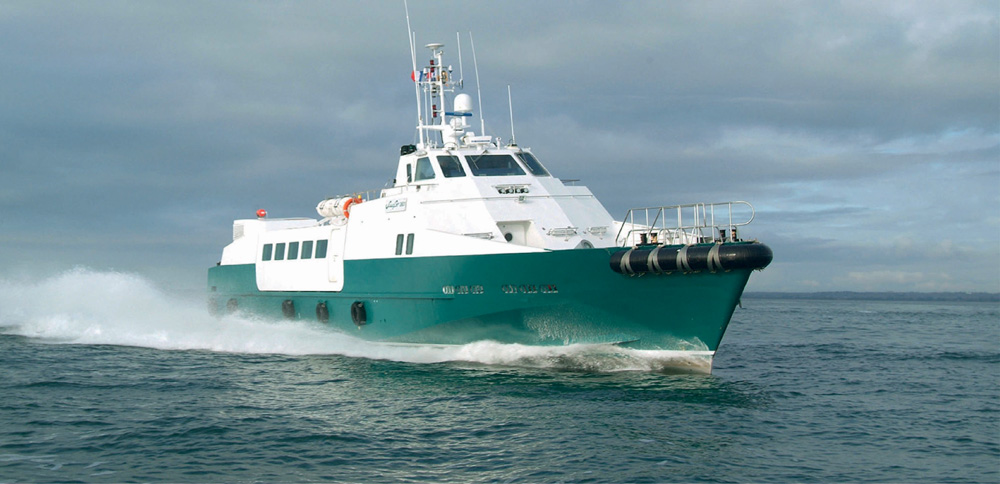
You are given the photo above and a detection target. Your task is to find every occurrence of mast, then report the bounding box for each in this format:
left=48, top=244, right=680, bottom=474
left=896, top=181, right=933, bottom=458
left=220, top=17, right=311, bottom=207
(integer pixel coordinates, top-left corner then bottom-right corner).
left=405, top=37, right=487, bottom=151
left=414, top=43, right=459, bottom=149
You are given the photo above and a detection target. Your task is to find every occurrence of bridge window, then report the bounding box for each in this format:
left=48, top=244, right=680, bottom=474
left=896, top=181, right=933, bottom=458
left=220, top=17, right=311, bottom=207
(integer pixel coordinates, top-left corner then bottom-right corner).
left=274, top=243, right=286, bottom=261
left=287, top=241, right=299, bottom=260
left=262, top=244, right=273, bottom=261
left=518, top=152, right=550, bottom=176
left=467, top=154, right=526, bottom=176
left=414, top=157, right=436, bottom=181
left=437, top=156, right=466, bottom=178
left=315, top=239, right=328, bottom=258
left=301, top=240, right=313, bottom=259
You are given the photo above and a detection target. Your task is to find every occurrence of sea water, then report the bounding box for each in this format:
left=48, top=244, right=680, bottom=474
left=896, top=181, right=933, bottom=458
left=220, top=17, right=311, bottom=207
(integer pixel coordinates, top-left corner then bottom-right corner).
left=0, top=268, right=996, bottom=482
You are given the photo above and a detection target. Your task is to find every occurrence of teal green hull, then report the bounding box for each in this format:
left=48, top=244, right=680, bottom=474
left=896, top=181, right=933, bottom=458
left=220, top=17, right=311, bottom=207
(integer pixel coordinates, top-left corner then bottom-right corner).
left=207, top=247, right=755, bottom=351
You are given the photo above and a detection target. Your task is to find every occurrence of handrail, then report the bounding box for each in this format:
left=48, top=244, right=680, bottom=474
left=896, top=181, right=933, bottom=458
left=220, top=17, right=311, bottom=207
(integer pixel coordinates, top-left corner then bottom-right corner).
left=338, top=187, right=386, bottom=201
left=616, top=201, right=756, bottom=247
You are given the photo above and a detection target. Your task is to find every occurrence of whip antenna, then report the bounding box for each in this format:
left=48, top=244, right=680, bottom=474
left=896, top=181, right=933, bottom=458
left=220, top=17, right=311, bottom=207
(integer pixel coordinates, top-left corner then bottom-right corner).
left=470, top=31, right=485, bottom=135
left=403, top=0, right=424, bottom=146
left=507, top=85, right=516, bottom=146
left=456, top=32, right=464, bottom=88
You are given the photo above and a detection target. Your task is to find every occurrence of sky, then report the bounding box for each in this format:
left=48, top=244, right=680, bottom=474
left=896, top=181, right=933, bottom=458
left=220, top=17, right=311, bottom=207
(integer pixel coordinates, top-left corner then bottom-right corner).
left=1, top=1, right=997, bottom=293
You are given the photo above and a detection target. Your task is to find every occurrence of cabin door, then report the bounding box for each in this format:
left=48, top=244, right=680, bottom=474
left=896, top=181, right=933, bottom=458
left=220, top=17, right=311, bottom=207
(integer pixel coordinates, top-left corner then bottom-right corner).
left=327, top=226, right=347, bottom=291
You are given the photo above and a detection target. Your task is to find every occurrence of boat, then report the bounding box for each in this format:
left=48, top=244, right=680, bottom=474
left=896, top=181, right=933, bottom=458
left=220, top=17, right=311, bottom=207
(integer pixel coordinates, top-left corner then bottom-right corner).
left=207, top=39, right=772, bottom=358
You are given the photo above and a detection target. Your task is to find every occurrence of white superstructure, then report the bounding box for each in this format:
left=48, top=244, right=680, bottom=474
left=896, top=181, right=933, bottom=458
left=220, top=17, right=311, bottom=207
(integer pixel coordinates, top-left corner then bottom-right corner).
left=218, top=42, right=618, bottom=293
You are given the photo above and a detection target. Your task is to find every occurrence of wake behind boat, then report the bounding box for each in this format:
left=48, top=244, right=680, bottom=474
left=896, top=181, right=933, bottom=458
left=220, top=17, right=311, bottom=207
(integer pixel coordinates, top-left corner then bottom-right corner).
left=207, top=38, right=772, bottom=361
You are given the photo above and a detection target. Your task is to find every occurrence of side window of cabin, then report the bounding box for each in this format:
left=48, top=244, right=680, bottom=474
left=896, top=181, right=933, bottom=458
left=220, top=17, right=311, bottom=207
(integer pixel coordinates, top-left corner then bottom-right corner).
left=518, top=152, right=550, bottom=176
left=414, top=157, right=436, bottom=181
left=406, top=164, right=412, bottom=183
left=437, top=155, right=466, bottom=178
left=287, top=241, right=299, bottom=260
left=315, top=239, right=328, bottom=258
left=262, top=244, right=273, bottom=261
left=274, top=243, right=286, bottom=261
left=301, top=240, right=314, bottom=259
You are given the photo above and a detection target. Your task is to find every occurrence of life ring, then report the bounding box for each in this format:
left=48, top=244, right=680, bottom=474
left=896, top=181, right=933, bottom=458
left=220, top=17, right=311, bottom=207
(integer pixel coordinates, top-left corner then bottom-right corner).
left=342, top=197, right=359, bottom=218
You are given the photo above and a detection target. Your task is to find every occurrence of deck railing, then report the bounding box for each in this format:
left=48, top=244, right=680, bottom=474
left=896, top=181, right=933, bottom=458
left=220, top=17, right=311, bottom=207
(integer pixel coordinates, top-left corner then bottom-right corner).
left=616, top=201, right=756, bottom=247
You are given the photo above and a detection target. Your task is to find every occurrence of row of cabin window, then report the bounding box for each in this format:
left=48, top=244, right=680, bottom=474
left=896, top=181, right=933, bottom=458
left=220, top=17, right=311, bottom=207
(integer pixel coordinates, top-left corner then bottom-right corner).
left=408, top=152, right=550, bottom=182
left=261, top=240, right=328, bottom=262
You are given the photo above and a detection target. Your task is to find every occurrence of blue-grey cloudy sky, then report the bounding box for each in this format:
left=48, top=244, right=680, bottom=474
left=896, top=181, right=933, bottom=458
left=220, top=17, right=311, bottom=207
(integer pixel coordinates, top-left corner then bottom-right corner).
left=2, top=1, right=997, bottom=293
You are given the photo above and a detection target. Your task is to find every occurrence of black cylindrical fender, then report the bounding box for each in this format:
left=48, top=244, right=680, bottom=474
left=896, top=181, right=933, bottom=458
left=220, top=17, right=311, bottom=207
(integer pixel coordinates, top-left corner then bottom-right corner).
left=316, top=301, right=330, bottom=323
left=281, top=299, right=296, bottom=319
left=611, top=242, right=773, bottom=275
left=351, top=301, right=367, bottom=326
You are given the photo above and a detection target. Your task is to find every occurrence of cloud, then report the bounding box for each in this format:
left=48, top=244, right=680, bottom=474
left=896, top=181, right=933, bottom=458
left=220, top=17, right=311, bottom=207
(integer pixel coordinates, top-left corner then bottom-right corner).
left=841, top=270, right=969, bottom=292
left=0, top=0, right=997, bottom=293
left=846, top=270, right=927, bottom=287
